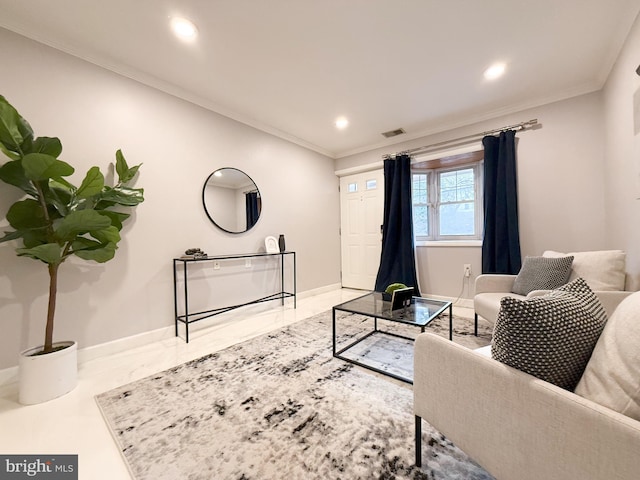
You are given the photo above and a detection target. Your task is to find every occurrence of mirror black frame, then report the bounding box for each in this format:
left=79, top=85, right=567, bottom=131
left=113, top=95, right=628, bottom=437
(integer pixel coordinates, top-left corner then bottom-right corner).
left=202, top=167, right=261, bottom=234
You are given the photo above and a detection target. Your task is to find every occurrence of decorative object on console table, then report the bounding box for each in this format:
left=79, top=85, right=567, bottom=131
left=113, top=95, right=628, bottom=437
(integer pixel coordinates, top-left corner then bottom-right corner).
left=278, top=234, right=286, bottom=253
left=0, top=95, right=144, bottom=404
left=265, top=236, right=278, bottom=253
left=182, top=248, right=207, bottom=259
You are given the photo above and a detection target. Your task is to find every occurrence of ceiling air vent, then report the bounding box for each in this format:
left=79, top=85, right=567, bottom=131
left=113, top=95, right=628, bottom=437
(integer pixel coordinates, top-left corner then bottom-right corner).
left=381, top=128, right=406, bottom=138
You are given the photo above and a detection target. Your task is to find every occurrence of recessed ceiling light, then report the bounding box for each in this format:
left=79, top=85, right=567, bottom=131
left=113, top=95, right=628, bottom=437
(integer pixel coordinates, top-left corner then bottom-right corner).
left=335, top=117, right=349, bottom=129
left=484, top=63, right=506, bottom=80
left=170, top=17, right=198, bottom=40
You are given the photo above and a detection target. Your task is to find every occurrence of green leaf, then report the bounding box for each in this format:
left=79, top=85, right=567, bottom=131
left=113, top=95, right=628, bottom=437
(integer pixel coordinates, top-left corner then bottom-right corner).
left=115, top=149, right=128, bottom=181
left=98, top=186, right=144, bottom=206
left=124, top=164, right=141, bottom=184
left=97, top=211, right=130, bottom=230
left=0, top=230, right=23, bottom=243
left=0, top=95, right=34, bottom=155
left=115, top=150, right=141, bottom=184
left=0, top=159, right=37, bottom=195
left=54, top=209, right=111, bottom=241
left=44, top=181, right=73, bottom=216
left=74, top=242, right=117, bottom=263
left=16, top=243, right=62, bottom=264
left=6, top=199, right=48, bottom=230
left=31, top=137, right=63, bottom=157
left=22, top=153, right=74, bottom=181
left=76, top=166, right=104, bottom=199
left=90, top=225, right=121, bottom=244
left=0, top=142, right=21, bottom=161
left=70, top=237, right=101, bottom=251
left=20, top=229, right=49, bottom=248
left=19, top=135, right=61, bottom=157
left=49, top=176, right=76, bottom=192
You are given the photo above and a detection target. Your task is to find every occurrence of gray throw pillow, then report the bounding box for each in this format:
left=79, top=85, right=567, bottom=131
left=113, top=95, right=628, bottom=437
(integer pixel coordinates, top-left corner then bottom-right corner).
left=492, top=277, right=607, bottom=391
left=511, top=255, right=574, bottom=295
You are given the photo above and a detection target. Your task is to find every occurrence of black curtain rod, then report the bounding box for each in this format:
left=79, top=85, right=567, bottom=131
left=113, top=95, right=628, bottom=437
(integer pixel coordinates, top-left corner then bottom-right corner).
left=383, top=118, right=538, bottom=159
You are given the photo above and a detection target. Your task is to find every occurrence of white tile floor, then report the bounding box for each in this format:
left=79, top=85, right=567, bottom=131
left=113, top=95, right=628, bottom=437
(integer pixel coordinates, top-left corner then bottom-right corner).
left=0, top=288, right=473, bottom=479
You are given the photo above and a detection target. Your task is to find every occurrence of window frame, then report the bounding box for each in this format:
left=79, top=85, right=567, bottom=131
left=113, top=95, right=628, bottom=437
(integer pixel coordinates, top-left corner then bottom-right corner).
left=412, top=159, right=483, bottom=243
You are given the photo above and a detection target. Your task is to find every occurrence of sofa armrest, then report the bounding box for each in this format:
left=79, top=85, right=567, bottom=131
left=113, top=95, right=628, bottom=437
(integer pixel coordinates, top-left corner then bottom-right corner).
left=414, top=333, right=640, bottom=480
left=527, top=290, right=633, bottom=317
left=595, top=290, right=634, bottom=318
left=474, top=274, right=517, bottom=295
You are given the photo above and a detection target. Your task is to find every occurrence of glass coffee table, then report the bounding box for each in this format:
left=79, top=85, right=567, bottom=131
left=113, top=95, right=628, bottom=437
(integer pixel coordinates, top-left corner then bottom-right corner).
left=332, top=292, right=452, bottom=384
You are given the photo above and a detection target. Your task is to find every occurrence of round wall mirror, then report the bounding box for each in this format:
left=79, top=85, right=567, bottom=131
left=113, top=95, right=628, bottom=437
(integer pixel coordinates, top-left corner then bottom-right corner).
left=202, top=168, right=262, bottom=234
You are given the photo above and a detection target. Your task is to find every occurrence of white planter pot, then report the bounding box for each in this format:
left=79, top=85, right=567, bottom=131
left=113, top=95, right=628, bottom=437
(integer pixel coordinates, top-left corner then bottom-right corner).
left=18, top=341, right=78, bottom=405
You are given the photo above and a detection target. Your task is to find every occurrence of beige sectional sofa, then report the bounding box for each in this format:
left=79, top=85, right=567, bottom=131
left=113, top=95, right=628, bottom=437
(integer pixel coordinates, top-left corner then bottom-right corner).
left=414, top=276, right=640, bottom=479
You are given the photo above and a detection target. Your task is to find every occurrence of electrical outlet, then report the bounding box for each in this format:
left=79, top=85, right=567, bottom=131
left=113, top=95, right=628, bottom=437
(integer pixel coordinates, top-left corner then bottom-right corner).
left=245, top=258, right=251, bottom=268
left=463, top=264, right=471, bottom=277
left=213, top=261, right=221, bottom=270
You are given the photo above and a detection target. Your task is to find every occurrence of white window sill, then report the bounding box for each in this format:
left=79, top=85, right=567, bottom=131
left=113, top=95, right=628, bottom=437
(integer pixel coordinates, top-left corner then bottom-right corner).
left=416, top=240, right=482, bottom=247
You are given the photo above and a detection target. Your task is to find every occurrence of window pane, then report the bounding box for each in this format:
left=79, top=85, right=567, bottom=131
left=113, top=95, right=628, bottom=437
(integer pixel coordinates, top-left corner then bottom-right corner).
left=439, top=203, right=475, bottom=235
left=413, top=205, right=429, bottom=236
left=439, top=168, right=474, bottom=203
left=412, top=173, right=429, bottom=236
left=412, top=174, right=428, bottom=203
left=348, top=182, right=358, bottom=193
left=366, top=179, right=377, bottom=190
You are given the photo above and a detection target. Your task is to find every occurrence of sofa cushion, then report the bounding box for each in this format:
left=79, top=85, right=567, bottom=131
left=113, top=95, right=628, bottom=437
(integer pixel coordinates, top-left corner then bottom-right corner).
left=511, top=255, right=574, bottom=295
left=543, top=250, right=626, bottom=291
left=474, top=292, right=526, bottom=325
left=492, top=278, right=607, bottom=391
left=575, top=292, right=640, bottom=421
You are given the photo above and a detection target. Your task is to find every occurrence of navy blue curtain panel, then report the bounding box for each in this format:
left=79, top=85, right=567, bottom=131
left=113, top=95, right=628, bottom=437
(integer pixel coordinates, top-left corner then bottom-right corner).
left=374, top=154, right=421, bottom=295
left=482, top=130, right=522, bottom=274
left=245, top=192, right=259, bottom=229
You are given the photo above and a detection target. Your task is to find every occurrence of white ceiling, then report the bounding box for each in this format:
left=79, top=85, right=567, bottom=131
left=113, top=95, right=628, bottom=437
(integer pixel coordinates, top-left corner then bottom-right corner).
left=0, top=1, right=638, bottom=158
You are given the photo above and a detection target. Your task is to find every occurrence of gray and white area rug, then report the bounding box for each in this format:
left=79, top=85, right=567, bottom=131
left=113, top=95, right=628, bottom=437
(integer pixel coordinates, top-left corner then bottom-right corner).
left=96, top=310, right=493, bottom=480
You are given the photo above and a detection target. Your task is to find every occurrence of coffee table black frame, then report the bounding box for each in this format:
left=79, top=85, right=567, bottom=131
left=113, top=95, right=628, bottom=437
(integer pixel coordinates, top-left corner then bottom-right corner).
left=332, top=291, right=452, bottom=384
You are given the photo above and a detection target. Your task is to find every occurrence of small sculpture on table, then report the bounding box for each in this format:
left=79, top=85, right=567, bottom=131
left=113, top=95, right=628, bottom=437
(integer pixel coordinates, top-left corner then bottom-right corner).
left=383, top=283, right=414, bottom=310
left=183, top=248, right=208, bottom=259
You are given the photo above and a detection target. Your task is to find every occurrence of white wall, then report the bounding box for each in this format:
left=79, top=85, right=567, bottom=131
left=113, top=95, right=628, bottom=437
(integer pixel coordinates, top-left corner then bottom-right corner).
left=336, top=92, right=609, bottom=298
left=0, top=28, right=341, bottom=369
left=603, top=12, right=640, bottom=291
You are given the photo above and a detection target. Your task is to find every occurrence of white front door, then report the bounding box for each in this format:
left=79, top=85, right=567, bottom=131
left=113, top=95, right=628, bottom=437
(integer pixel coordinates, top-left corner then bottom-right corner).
left=339, top=170, right=384, bottom=290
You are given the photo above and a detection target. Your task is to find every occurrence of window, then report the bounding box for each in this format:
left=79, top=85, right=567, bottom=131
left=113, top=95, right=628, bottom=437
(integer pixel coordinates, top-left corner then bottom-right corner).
left=412, top=161, right=483, bottom=242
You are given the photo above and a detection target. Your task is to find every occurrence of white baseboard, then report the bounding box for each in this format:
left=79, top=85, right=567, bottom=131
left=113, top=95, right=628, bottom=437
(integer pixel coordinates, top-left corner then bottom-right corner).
left=0, top=284, right=343, bottom=388
left=425, top=294, right=474, bottom=309
left=0, top=366, right=18, bottom=387
left=77, top=325, right=175, bottom=365
left=0, top=326, right=175, bottom=389
left=298, top=283, right=342, bottom=299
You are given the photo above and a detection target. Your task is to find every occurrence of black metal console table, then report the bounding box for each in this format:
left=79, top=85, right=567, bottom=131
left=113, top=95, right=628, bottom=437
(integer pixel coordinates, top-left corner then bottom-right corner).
left=173, top=251, right=296, bottom=342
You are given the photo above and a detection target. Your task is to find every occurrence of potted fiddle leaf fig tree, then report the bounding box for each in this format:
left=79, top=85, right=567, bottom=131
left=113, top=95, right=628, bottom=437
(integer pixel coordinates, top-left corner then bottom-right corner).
left=0, top=95, right=144, bottom=404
